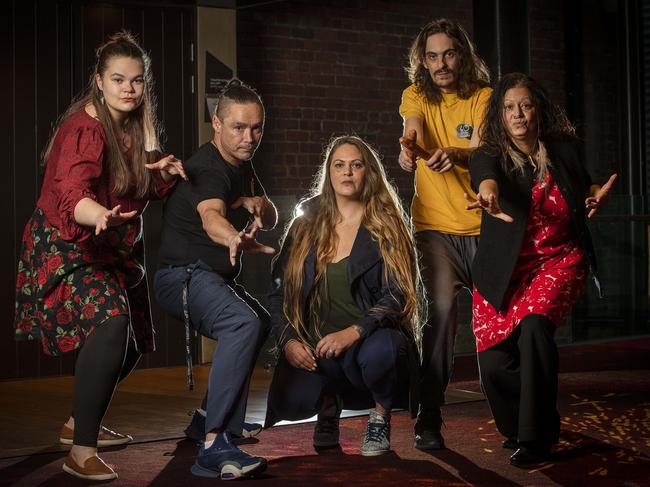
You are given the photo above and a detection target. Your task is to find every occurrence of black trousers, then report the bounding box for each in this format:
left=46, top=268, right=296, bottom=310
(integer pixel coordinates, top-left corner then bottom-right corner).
left=477, top=314, right=560, bottom=445
left=416, top=230, right=478, bottom=427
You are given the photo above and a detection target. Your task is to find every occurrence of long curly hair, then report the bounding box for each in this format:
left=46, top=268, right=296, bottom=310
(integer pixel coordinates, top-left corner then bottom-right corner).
left=42, top=31, right=162, bottom=198
left=279, top=136, right=424, bottom=347
left=406, top=18, right=490, bottom=104
left=480, top=72, right=576, bottom=176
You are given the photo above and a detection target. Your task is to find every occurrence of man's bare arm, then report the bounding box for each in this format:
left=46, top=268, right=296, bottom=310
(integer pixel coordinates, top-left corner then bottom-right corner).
left=197, top=198, right=239, bottom=247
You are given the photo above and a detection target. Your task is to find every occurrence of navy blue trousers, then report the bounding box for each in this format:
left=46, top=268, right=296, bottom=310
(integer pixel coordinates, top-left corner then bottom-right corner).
left=265, top=328, right=409, bottom=427
left=154, top=262, right=269, bottom=436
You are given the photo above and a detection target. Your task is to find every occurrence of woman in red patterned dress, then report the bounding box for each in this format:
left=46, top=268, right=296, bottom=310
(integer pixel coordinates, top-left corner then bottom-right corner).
left=14, top=32, right=186, bottom=480
left=466, top=72, right=616, bottom=467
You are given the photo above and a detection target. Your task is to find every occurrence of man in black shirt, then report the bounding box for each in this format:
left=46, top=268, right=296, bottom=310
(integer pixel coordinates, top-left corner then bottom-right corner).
left=154, top=80, right=276, bottom=479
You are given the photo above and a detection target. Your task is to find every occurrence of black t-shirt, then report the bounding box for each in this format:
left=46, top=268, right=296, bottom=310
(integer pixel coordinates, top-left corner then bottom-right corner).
left=158, top=142, right=264, bottom=279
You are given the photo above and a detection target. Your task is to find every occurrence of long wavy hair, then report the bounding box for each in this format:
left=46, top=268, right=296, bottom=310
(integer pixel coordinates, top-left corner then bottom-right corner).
left=480, top=72, right=576, bottom=178
left=42, top=31, right=162, bottom=198
left=279, top=136, right=424, bottom=347
left=406, top=18, right=490, bottom=104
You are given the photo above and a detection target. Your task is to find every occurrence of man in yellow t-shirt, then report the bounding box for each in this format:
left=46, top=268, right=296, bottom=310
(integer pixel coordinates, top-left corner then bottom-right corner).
left=399, top=18, right=491, bottom=451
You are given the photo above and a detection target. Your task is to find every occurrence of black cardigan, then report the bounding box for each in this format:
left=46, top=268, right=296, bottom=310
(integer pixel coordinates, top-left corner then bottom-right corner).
left=469, top=138, right=601, bottom=311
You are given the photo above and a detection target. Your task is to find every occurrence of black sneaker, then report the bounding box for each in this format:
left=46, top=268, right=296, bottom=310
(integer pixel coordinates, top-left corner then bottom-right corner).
left=414, top=428, right=445, bottom=450
left=313, top=416, right=340, bottom=447
left=509, top=443, right=552, bottom=468
left=414, top=411, right=445, bottom=450
left=191, top=431, right=267, bottom=479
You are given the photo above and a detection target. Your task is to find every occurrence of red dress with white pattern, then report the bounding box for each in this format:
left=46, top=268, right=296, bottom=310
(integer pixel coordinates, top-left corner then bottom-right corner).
left=472, top=171, right=588, bottom=352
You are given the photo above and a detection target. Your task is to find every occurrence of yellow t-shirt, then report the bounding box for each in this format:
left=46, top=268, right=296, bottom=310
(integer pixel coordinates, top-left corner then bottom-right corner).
left=399, top=84, right=492, bottom=235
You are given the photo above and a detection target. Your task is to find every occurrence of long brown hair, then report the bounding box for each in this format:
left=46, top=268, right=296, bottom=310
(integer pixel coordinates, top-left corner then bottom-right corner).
left=406, top=18, right=490, bottom=104
left=480, top=72, right=576, bottom=178
left=279, top=136, right=424, bottom=346
left=42, top=31, right=161, bottom=198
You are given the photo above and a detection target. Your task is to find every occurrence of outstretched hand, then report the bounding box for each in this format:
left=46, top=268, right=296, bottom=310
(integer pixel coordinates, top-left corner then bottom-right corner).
left=231, top=196, right=266, bottom=229
left=95, top=205, right=138, bottom=235
left=227, top=223, right=275, bottom=266
left=145, top=154, right=188, bottom=181
left=464, top=192, right=514, bottom=223
left=399, top=129, right=454, bottom=172
left=425, top=148, right=454, bottom=173
left=399, top=129, right=432, bottom=173
left=586, top=173, right=617, bottom=219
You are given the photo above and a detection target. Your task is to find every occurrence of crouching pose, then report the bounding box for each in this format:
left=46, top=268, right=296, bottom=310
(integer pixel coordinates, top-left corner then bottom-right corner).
left=265, top=136, right=423, bottom=456
left=466, top=72, right=616, bottom=467
left=154, top=80, right=276, bottom=479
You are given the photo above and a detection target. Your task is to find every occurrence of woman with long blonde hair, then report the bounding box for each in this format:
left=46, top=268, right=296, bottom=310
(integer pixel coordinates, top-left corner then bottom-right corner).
left=265, top=135, right=423, bottom=456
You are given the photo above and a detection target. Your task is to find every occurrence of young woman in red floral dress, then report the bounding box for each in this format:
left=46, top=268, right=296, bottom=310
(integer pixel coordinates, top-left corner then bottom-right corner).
left=466, top=72, right=616, bottom=467
left=14, top=32, right=186, bottom=481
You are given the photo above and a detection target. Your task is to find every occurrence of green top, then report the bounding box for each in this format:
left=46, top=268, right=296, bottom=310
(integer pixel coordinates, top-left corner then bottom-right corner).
left=311, top=257, right=364, bottom=344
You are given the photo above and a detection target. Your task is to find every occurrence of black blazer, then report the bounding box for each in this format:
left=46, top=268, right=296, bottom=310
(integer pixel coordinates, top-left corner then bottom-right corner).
left=469, top=138, right=601, bottom=311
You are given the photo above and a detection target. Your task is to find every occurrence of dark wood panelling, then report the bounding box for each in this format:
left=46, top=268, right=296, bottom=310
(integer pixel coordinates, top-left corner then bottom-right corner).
left=13, top=0, right=40, bottom=379
left=35, top=1, right=64, bottom=377
left=2, top=2, right=18, bottom=380
left=4, top=1, right=196, bottom=379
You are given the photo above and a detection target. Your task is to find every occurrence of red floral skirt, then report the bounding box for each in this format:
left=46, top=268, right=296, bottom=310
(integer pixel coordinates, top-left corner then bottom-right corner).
left=14, top=207, right=155, bottom=356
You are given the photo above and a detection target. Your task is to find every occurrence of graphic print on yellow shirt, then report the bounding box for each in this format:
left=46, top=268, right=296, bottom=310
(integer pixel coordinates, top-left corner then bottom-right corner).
left=399, top=85, right=492, bottom=235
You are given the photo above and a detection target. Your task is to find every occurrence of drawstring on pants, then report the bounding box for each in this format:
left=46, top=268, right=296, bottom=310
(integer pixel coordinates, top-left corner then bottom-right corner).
left=182, top=266, right=195, bottom=391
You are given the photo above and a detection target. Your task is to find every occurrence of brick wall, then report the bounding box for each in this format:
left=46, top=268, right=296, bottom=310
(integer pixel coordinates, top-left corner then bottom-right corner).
left=528, top=0, right=621, bottom=182
left=529, top=0, right=566, bottom=106
left=580, top=3, right=624, bottom=182
left=237, top=0, right=473, bottom=201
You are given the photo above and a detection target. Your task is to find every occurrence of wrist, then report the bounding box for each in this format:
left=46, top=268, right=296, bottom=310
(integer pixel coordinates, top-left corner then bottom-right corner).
left=225, top=232, right=238, bottom=247
left=350, top=324, right=366, bottom=339
left=159, top=169, right=173, bottom=182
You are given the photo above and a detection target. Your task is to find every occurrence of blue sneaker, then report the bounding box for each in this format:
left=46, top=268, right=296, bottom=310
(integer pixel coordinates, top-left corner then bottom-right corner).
left=191, top=431, right=267, bottom=479
left=185, top=409, right=263, bottom=442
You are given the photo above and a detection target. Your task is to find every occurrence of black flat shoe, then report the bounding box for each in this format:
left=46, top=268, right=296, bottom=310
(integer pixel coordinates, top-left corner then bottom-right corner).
left=502, top=437, right=518, bottom=450
left=509, top=445, right=551, bottom=467
left=414, top=429, right=445, bottom=450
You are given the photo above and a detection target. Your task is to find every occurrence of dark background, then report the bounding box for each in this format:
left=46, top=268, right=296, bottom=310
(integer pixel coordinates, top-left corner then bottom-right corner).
left=3, top=0, right=648, bottom=379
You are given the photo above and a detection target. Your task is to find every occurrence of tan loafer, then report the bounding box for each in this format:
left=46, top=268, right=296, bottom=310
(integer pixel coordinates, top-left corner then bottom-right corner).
left=62, top=454, right=118, bottom=480
left=59, top=424, right=133, bottom=447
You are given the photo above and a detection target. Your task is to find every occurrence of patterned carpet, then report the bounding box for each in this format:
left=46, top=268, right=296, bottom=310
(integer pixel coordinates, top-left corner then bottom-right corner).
left=1, top=339, right=648, bottom=486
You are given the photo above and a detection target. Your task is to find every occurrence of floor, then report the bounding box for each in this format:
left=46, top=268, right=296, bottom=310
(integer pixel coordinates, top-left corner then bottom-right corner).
left=0, top=364, right=483, bottom=459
